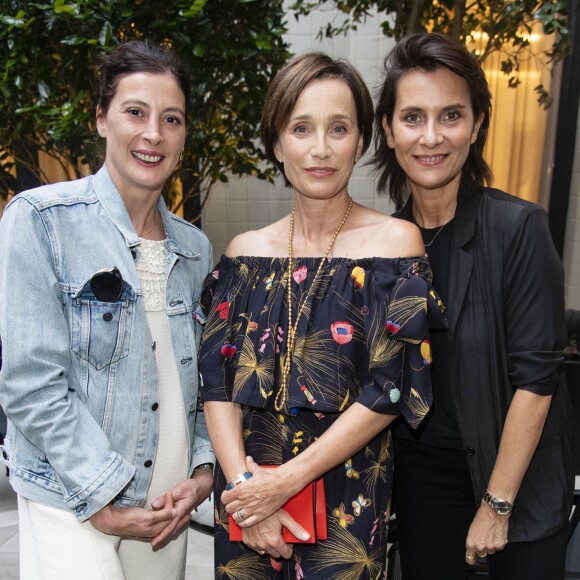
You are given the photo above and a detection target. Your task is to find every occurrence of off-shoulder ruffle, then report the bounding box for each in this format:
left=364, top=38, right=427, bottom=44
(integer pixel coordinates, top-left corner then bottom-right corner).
left=379, top=259, right=447, bottom=425
left=198, top=255, right=446, bottom=428
left=385, top=258, right=447, bottom=341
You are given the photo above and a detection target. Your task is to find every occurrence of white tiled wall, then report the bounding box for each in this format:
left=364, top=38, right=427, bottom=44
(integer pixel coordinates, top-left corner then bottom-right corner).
left=201, top=3, right=396, bottom=259
left=564, top=106, right=580, bottom=309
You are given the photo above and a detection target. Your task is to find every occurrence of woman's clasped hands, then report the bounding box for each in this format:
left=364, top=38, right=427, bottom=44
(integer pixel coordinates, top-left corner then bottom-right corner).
left=221, top=457, right=311, bottom=558
left=89, top=469, right=213, bottom=549
left=89, top=491, right=179, bottom=543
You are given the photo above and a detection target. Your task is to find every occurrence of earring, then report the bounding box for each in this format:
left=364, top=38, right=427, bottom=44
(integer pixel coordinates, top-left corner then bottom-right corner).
left=179, top=151, right=184, bottom=162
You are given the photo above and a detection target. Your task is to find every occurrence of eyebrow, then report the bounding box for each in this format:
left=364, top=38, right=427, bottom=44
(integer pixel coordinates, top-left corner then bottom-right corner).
left=289, top=113, right=354, bottom=122
left=399, top=103, right=467, bottom=113
left=120, top=99, right=185, bottom=116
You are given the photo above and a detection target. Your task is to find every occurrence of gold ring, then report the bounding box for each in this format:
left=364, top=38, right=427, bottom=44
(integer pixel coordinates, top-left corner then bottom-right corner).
left=481, top=552, right=487, bottom=557
left=466, top=552, right=476, bottom=561
left=237, top=509, right=245, bottom=521
left=257, top=550, right=266, bottom=555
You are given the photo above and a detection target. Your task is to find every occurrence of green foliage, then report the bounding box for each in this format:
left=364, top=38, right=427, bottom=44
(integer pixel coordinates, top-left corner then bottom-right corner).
left=291, top=0, right=569, bottom=108
left=0, top=0, right=291, bottom=212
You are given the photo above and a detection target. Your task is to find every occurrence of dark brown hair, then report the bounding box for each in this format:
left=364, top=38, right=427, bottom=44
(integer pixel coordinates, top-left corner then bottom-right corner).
left=372, top=33, right=492, bottom=205
left=260, top=52, right=374, bottom=186
left=96, top=40, right=191, bottom=120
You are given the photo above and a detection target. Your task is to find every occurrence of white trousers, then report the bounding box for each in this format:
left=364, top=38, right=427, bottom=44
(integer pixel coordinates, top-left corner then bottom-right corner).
left=18, top=496, right=186, bottom=580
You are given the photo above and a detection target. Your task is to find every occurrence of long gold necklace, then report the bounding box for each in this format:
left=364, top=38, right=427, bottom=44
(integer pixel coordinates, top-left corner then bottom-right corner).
left=274, top=196, right=353, bottom=412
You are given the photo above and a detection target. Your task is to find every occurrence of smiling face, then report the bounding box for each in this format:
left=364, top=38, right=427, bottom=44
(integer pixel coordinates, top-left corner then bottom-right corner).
left=96, top=72, right=186, bottom=200
left=383, top=67, right=483, bottom=199
left=274, top=78, right=363, bottom=202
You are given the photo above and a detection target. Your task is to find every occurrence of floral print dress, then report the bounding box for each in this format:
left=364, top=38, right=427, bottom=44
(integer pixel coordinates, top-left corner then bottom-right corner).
left=199, top=255, right=446, bottom=579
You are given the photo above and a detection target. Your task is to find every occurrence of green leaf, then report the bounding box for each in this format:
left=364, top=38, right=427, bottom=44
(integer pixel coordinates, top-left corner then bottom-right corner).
left=193, top=43, right=206, bottom=57
left=180, top=0, right=209, bottom=17
left=53, top=3, right=79, bottom=16
left=98, top=21, right=112, bottom=46
left=37, top=80, right=50, bottom=100
left=255, top=36, right=272, bottom=50
left=0, top=15, right=26, bottom=27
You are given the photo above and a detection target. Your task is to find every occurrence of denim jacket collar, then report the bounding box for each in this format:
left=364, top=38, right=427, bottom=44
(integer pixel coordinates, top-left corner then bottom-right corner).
left=93, top=166, right=199, bottom=260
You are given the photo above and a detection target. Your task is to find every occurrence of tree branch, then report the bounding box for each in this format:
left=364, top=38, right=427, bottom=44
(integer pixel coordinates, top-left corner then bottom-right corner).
left=452, top=0, right=466, bottom=39
left=406, top=0, right=421, bottom=36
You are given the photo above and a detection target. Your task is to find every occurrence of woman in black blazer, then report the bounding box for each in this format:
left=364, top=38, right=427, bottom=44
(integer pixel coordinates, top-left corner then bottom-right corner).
left=374, top=33, right=574, bottom=580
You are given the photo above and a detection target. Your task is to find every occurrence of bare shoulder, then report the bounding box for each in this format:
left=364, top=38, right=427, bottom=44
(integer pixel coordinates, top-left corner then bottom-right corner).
left=375, top=214, right=424, bottom=258
left=344, top=205, right=424, bottom=258
left=225, top=218, right=288, bottom=258
left=225, top=230, right=262, bottom=258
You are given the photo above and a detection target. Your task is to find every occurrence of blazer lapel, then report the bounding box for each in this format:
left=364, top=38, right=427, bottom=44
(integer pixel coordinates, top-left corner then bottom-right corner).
left=447, top=184, right=481, bottom=337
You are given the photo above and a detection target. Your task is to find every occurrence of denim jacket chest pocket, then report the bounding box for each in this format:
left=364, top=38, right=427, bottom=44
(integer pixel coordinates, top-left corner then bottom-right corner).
left=68, top=275, right=137, bottom=370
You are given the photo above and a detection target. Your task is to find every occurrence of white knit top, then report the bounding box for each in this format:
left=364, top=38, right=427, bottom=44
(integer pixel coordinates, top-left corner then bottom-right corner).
left=118, top=239, right=189, bottom=579
left=136, top=238, right=168, bottom=312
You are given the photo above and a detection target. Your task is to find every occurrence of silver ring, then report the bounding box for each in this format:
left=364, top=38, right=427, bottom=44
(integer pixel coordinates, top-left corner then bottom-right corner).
left=237, top=509, right=245, bottom=521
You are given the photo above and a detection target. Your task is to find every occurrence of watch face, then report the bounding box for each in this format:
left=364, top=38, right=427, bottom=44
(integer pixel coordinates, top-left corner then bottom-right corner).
left=484, top=492, right=512, bottom=515
left=494, top=501, right=511, bottom=515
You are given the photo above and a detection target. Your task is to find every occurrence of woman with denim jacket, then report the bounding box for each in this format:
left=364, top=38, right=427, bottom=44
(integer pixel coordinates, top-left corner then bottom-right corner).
left=0, top=40, right=214, bottom=579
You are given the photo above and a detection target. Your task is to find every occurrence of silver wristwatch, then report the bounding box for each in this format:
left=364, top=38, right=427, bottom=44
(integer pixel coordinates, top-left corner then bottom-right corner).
left=483, top=491, right=513, bottom=516
left=193, top=462, right=214, bottom=472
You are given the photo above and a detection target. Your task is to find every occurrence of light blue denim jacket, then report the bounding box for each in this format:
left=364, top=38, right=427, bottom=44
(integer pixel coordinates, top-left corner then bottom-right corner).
left=0, top=166, right=214, bottom=521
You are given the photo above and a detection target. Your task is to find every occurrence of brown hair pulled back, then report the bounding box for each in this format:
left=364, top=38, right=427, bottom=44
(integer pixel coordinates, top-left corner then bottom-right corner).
left=261, top=52, right=374, bottom=187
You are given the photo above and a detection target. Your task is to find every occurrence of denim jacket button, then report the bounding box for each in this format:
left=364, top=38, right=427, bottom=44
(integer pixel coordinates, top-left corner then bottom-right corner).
left=103, top=312, right=113, bottom=322
left=144, top=460, right=153, bottom=468
left=151, top=403, right=159, bottom=411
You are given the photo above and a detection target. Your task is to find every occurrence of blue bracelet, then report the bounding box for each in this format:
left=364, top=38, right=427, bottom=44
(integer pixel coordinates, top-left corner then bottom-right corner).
left=225, top=471, right=253, bottom=490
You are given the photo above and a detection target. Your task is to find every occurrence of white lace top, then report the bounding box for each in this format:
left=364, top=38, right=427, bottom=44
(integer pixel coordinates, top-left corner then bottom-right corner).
left=135, top=239, right=168, bottom=311
left=124, top=238, right=189, bottom=578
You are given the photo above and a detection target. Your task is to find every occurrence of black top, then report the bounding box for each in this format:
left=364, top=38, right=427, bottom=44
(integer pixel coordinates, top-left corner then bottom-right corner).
left=394, top=219, right=463, bottom=448
left=394, top=182, right=574, bottom=543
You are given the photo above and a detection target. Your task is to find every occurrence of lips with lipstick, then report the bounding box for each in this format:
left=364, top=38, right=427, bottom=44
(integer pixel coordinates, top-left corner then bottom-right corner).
left=304, top=166, right=336, bottom=177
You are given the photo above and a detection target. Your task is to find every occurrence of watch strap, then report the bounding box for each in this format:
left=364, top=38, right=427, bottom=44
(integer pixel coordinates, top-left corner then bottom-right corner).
left=194, top=462, right=214, bottom=471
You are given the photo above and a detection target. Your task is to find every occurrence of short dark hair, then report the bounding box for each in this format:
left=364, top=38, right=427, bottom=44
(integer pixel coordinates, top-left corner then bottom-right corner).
left=96, top=40, right=191, bottom=119
left=260, top=52, right=374, bottom=186
left=372, top=33, right=492, bottom=205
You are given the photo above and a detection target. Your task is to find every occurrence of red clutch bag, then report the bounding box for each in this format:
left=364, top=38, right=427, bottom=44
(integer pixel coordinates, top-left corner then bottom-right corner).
left=228, top=467, right=327, bottom=544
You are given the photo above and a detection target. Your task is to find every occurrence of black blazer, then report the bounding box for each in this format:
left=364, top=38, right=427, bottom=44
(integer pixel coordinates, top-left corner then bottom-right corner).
left=395, top=181, right=574, bottom=541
